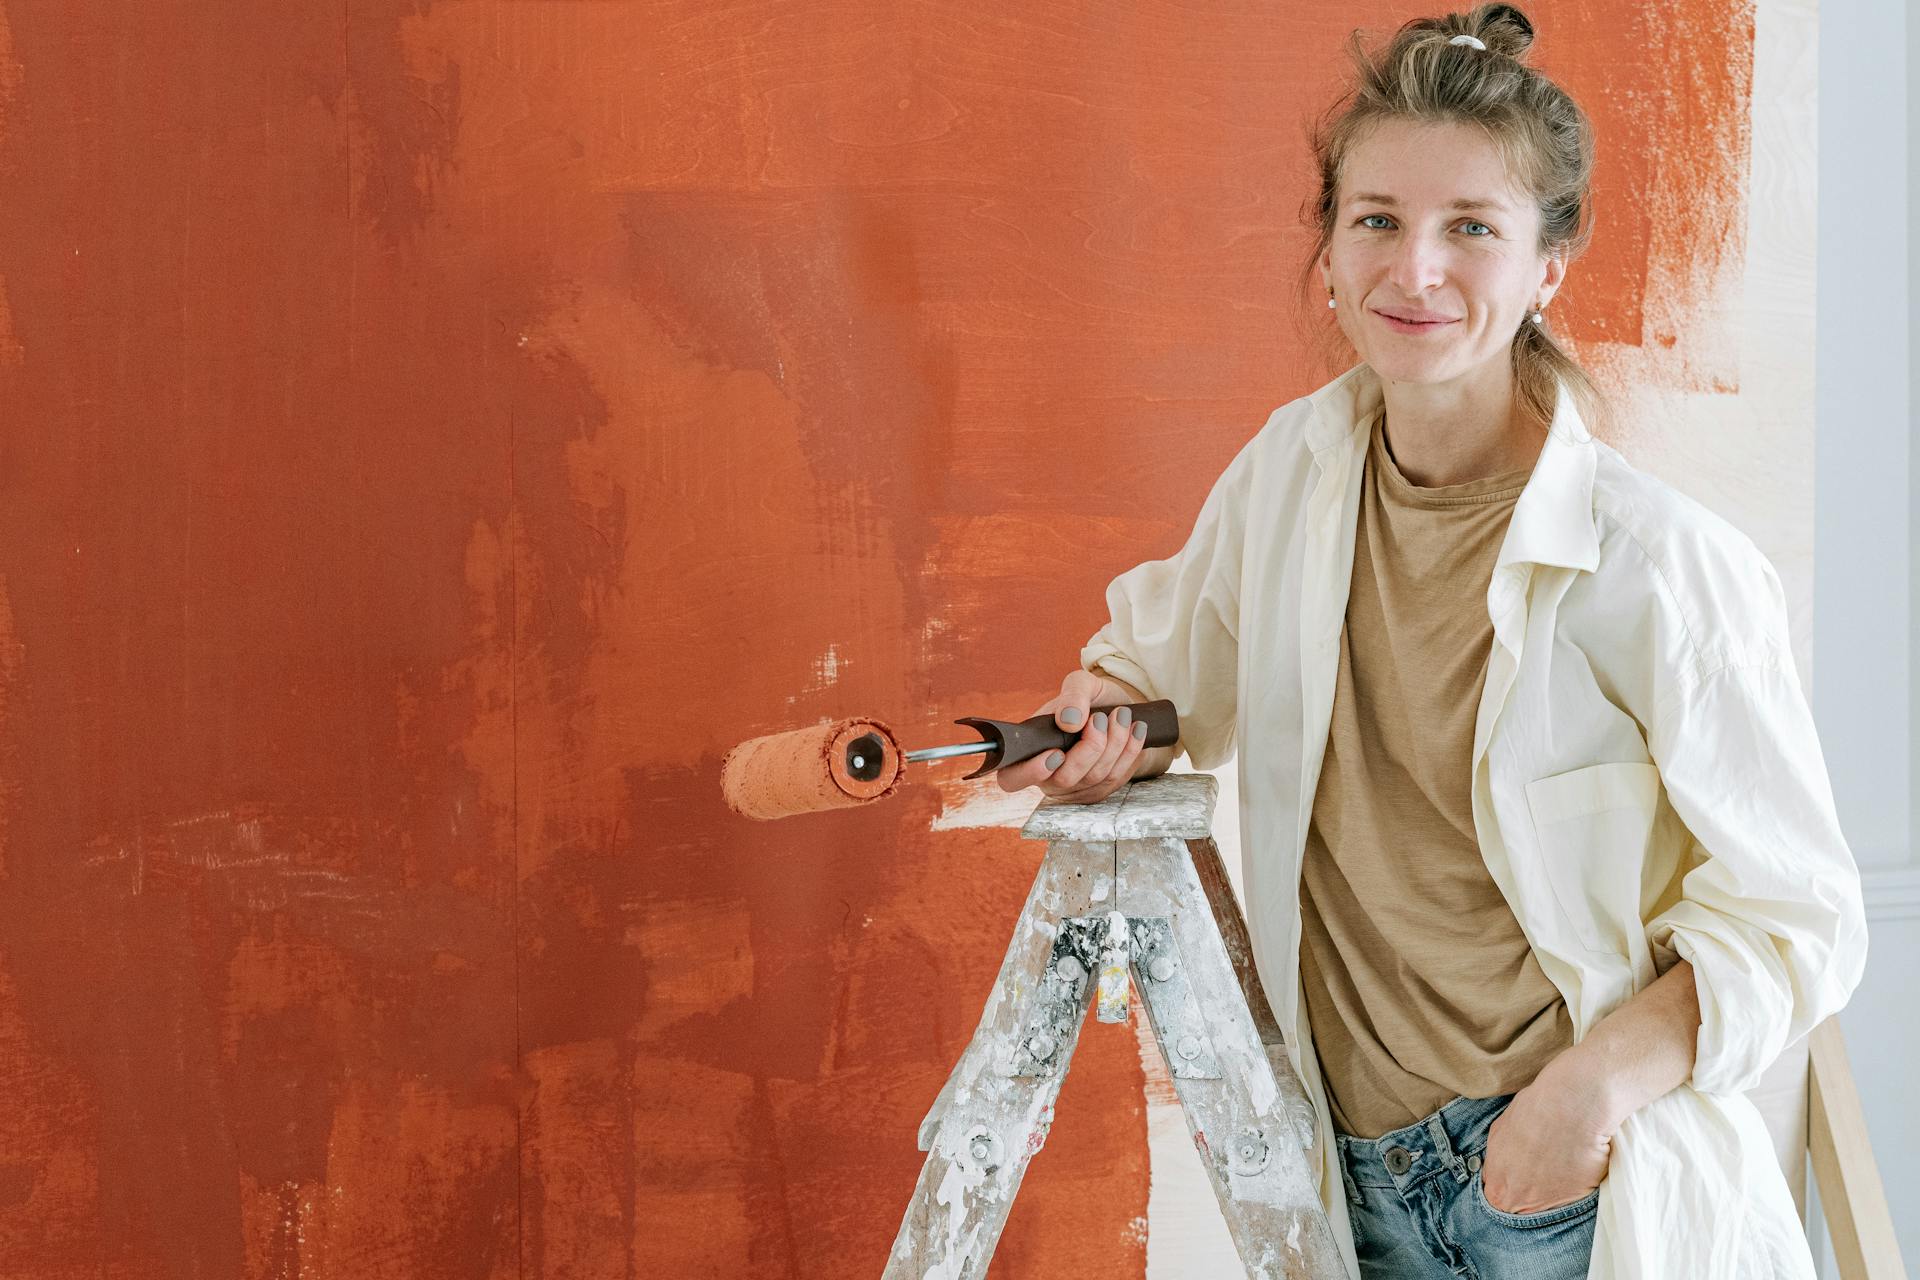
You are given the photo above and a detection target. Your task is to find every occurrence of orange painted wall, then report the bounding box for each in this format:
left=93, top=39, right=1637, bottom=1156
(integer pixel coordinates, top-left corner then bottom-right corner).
left=0, top=1, right=1751, bottom=1275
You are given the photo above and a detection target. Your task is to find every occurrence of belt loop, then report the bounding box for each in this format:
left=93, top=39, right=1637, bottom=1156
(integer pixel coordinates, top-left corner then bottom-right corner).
left=1425, top=1111, right=1467, bottom=1184
left=1337, top=1144, right=1364, bottom=1206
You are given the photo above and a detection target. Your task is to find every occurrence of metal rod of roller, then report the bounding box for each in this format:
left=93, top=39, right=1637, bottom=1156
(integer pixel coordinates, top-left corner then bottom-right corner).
left=901, top=741, right=995, bottom=764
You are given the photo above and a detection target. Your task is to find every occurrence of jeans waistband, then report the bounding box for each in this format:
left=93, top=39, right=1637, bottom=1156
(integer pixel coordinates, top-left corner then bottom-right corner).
left=1333, top=1093, right=1514, bottom=1191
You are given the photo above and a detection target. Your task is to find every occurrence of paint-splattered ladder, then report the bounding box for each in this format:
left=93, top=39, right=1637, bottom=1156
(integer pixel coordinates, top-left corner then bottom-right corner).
left=884, top=772, right=1346, bottom=1279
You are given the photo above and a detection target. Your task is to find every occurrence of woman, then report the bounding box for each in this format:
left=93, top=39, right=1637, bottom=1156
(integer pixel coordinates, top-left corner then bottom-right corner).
left=996, top=6, right=1868, bottom=1279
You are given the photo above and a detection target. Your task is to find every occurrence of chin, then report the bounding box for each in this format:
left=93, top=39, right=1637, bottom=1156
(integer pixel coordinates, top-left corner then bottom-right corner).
left=1361, top=349, right=1466, bottom=386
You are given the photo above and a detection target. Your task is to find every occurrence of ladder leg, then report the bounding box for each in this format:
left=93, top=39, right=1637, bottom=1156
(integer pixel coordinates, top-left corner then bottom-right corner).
left=1185, top=833, right=1325, bottom=1173
left=885, top=837, right=1110, bottom=1280
left=1120, top=833, right=1347, bottom=1279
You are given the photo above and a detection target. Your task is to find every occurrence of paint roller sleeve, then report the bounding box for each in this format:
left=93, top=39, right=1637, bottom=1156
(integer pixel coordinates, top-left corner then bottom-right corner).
left=719, top=717, right=905, bottom=820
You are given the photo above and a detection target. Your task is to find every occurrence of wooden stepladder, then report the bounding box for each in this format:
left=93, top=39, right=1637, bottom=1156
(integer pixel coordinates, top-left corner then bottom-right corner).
left=885, top=773, right=1346, bottom=1279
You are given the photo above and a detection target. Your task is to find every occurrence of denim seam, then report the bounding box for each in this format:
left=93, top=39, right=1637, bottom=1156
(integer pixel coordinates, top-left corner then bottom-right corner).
left=1344, top=1163, right=1455, bottom=1195
left=1471, top=1173, right=1601, bottom=1228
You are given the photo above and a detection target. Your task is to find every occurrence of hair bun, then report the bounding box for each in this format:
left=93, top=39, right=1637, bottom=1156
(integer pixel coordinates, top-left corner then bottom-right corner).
left=1470, top=4, right=1536, bottom=59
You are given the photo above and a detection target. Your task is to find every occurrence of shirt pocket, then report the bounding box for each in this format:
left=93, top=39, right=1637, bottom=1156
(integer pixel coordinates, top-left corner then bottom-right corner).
left=1523, top=761, right=1663, bottom=956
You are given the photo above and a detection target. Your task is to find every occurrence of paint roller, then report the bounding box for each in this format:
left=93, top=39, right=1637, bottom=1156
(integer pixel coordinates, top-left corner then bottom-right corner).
left=719, top=700, right=1180, bottom=820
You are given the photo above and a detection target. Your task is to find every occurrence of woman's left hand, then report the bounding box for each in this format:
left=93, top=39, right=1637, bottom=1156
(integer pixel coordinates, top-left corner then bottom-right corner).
left=1480, top=1056, right=1616, bottom=1215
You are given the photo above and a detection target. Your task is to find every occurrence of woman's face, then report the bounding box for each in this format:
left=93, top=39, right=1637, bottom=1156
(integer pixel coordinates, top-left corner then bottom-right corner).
left=1320, top=119, right=1564, bottom=388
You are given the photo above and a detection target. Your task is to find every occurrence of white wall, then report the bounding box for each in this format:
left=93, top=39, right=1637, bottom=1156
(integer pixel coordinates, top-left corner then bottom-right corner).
left=1809, top=0, right=1918, bottom=1269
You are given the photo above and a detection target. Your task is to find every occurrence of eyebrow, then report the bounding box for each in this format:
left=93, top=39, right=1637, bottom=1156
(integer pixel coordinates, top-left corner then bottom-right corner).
left=1347, top=193, right=1512, bottom=212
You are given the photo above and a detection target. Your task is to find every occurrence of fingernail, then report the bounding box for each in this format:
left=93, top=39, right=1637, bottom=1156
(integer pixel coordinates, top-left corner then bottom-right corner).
left=1115, top=706, right=1131, bottom=727
left=1091, top=711, right=1107, bottom=732
left=1132, top=722, right=1146, bottom=740
left=1060, top=707, right=1083, bottom=727
left=1046, top=751, right=1065, bottom=769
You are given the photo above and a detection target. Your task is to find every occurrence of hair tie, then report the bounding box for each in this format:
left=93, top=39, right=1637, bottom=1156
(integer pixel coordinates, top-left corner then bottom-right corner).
left=1448, top=34, right=1488, bottom=50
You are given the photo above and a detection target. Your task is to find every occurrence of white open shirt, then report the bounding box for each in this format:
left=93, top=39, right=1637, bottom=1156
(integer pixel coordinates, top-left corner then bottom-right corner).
left=1080, top=362, right=1869, bottom=1280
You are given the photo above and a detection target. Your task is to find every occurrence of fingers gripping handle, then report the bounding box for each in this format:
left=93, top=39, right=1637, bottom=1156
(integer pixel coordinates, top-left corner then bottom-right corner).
left=952, top=700, right=1180, bottom=781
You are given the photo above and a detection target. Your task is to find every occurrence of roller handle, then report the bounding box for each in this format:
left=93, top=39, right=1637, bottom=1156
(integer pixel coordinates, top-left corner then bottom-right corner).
left=952, top=699, right=1180, bottom=781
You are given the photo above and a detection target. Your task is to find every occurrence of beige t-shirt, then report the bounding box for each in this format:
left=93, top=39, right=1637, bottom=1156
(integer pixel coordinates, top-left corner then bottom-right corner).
left=1299, top=409, right=1575, bottom=1139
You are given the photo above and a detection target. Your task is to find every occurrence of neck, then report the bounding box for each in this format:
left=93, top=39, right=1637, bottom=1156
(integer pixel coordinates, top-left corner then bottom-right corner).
left=1375, top=360, right=1545, bottom=487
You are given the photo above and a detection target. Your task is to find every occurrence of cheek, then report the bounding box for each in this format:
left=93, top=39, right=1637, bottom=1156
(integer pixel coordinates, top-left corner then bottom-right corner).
left=1335, top=237, right=1384, bottom=274
left=1476, top=259, right=1534, bottom=307
left=1331, top=257, right=1385, bottom=306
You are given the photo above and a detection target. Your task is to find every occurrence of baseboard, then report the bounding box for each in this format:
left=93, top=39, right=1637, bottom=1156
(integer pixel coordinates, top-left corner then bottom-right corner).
left=1862, top=867, right=1920, bottom=923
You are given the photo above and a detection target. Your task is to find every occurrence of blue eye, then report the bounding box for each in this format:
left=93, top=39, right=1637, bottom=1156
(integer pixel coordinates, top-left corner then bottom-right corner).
left=1356, top=215, right=1494, bottom=237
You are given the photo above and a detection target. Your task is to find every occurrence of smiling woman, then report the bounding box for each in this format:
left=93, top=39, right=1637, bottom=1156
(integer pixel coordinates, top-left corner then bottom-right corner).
left=1058, top=3, right=1867, bottom=1280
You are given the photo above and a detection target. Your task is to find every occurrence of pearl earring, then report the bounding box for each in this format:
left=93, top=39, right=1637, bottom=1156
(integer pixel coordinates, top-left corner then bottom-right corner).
left=1327, top=292, right=1337, bottom=309
left=1531, top=300, right=1544, bottom=325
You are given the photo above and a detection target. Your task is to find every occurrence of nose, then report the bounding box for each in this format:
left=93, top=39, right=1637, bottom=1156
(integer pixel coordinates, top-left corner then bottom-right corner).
left=1387, top=231, right=1447, bottom=297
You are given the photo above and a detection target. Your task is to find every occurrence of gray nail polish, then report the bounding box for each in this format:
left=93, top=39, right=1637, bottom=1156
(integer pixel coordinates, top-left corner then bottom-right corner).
left=1132, top=722, right=1146, bottom=740
left=1115, top=706, right=1131, bottom=727
left=1060, top=706, right=1083, bottom=727
left=1091, top=711, right=1107, bottom=732
left=1046, top=751, right=1065, bottom=769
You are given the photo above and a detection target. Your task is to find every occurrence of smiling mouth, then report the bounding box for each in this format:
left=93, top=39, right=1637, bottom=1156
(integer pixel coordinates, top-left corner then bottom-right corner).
left=1373, top=310, right=1459, bottom=331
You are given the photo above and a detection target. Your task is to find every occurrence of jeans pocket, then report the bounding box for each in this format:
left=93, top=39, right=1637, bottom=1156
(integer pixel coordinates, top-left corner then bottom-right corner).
left=1470, top=1170, right=1599, bottom=1229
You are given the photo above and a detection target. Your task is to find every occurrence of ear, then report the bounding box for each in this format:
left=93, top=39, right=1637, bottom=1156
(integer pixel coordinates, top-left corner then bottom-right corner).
left=1536, top=252, right=1567, bottom=308
left=1318, top=245, right=1333, bottom=293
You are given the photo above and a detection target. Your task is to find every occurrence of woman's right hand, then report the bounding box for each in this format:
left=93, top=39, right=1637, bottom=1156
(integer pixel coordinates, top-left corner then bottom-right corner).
left=995, top=669, right=1149, bottom=803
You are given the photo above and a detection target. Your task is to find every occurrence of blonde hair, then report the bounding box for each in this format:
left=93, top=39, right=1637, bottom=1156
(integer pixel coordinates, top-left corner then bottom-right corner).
left=1296, top=3, right=1609, bottom=438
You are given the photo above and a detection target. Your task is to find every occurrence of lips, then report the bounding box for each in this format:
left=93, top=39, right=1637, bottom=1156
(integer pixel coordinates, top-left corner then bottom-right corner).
left=1374, top=309, right=1459, bottom=332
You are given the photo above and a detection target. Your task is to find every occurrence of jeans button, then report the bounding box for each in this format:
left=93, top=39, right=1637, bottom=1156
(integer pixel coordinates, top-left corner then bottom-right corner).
left=1384, top=1146, right=1413, bottom=1176
left=1467, top=1153, right=1482, bottom=1173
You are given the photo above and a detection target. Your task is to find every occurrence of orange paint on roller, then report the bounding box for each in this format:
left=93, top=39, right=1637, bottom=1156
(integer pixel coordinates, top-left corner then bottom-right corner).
left=720, top=717, right=906, bottom=820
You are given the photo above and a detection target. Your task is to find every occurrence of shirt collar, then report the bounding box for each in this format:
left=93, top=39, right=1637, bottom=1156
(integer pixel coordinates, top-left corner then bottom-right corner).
left=1304, top=361, right=1599, bottom=573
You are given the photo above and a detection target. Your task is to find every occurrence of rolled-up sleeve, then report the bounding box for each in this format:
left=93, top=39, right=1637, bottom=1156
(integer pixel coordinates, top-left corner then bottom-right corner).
left=1077, top=439, right=1254, bottom=773
left=1642, top=562, right=1869, bottom=1097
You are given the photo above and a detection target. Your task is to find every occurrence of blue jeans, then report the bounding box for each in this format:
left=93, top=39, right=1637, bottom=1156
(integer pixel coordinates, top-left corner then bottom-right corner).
left=1335, top=1093, right=1599, bottom=1280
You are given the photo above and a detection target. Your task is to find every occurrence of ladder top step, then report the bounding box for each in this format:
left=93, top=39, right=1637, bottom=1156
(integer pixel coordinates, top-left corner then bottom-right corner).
left=1021, top=772, right=1220, bottom=841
